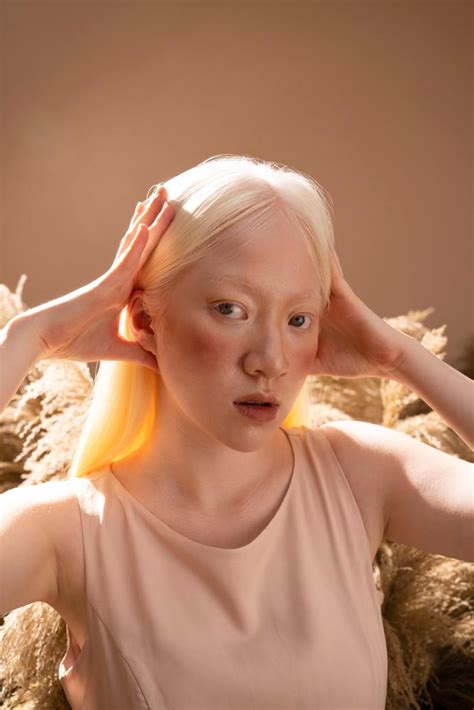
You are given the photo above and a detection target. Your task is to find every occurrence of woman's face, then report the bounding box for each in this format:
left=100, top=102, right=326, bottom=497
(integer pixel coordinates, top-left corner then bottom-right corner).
left=138, top=215, right=322, bottom=451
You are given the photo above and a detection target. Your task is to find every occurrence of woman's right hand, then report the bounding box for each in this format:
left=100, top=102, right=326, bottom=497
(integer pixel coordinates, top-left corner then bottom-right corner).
left=18, top=186, right=175, bottom=372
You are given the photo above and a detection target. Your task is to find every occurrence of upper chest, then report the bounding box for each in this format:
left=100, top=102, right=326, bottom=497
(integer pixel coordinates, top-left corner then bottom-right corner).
left=54, top=430, right=385, bottom=649
left=53, top=461, right=293, bottom=648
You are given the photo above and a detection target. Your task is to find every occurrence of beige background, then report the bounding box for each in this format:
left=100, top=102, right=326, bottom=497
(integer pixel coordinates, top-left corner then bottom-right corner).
left=1, top=0, right=472, bottom=368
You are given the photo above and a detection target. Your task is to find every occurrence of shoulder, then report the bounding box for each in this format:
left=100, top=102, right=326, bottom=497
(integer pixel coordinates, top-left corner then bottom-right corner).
left=318, top=418, right=399, bottom=517
left=319, top=418, right=407, bottom=468
left=0, top=477, right=84, bottom=524
left=317, top=420, right=474, bottom=562
left=0, top=477, right=87, bottom=559
left=299, top=418, right=396, bottom=478
left=317, top=420, right=392, bottom=557
left=0, top=478, right=85, bottom=613
left=318, top=416, right=460, bottom=480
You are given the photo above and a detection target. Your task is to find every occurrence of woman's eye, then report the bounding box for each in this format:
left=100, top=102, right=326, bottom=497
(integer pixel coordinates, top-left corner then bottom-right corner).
left=290, top=314, right=313, bottom=329
left=214, top=303, right=313, bottom=329
left=214, top=302, right=245, bottom=319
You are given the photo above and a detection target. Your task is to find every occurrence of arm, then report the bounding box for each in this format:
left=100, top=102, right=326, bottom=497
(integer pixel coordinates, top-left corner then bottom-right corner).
left=0, top=314, right=64, bottom=616
left=322, top=420, right=474, bottom=563
left=0, top=191, right=175, bottom=416
left=311, top=248, right=473, bottom=451
left=323, top=337, right=474, bottom=564
left=393, top=335, right=474, bottom=450
left=0, top=193, right=175, bottom=618
left=313, top=249, right=473, bottom=562
left=0, top=483, right=61, bottom=616
left=0, top=312, right=48, bottom=412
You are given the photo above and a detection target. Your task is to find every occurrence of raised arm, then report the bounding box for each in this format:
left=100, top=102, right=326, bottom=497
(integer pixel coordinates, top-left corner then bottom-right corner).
left=0, top=188, right=174, bottom=416
left=0, top=313, right=48, bottom=411
left=0, top=189, right=175, bottom=617
left=311, top=248, right=473, bottom=563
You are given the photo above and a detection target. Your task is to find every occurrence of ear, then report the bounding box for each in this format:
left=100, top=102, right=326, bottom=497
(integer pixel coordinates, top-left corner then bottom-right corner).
left=127, top=290, right=158, bottom=358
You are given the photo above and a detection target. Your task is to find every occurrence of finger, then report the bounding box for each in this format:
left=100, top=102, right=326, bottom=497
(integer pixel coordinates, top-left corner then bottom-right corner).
left=136, top=186, right=168, bottom=229
left=333, top=250, right=344, bottom=278
left=332, top=249, right=344, bottom=278
left=139, top=200, right=175, bottom=262
left=148, top=198, right=175, bottom=232
left=111, top=223, right=148, bottom=273
left=329, top=249, right=345, bottom=289
left=125, top=222, right=149, bottom=261
left=114, top=214, right=152, bottom=265
left=116, top=202, right=147, bottom=261
left=127, top=200, right=146, bottom=231
left=117, top=188, right=168, bottom=259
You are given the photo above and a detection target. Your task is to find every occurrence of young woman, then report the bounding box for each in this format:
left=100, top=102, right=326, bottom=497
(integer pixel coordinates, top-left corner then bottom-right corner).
left=1, top=155, right=472, bottom=710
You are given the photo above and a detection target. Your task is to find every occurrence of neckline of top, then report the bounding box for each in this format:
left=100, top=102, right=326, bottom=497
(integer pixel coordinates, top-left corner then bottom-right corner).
left=104, top=426, right=300, bottom=554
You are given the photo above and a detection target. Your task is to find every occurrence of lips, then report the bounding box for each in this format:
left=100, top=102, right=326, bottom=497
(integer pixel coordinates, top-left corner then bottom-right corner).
left=233, top=392, right=280, bottom=406
left=233, top=401, right=279, bottom=421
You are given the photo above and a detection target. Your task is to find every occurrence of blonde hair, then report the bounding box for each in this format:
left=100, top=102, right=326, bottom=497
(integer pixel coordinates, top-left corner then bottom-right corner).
left=68, top=154, right=335, bottom=478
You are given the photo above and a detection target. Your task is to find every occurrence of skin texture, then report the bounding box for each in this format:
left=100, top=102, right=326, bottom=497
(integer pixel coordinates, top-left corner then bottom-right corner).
left=117, top=212, right=322, bottom=515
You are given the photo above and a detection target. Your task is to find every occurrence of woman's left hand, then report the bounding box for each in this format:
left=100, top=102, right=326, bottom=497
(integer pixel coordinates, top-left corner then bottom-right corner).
left=310, top=249, right=410, bottom=379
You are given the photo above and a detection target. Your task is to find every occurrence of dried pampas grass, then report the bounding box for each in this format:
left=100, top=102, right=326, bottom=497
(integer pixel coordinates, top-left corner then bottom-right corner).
left=1, top=277, right=473, bottom=709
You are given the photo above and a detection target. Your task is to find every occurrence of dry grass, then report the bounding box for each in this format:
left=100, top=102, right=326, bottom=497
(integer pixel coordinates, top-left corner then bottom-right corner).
left=1, top=277, right=473, bottom=709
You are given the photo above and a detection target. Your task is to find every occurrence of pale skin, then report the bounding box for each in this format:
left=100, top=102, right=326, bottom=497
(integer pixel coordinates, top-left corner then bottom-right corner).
left=0, top=182, right=472, bottom=654
left=113, top=211, right=323, bottom=516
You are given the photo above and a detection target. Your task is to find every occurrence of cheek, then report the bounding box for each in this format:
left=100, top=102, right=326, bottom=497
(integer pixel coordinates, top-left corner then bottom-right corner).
left=184, top=326, right=235, bottom=368
left=297, top=334, right=319, bottom=373
left=187, top=329, right=318, bottom=371
left=297, top=348, right=317, bottom=374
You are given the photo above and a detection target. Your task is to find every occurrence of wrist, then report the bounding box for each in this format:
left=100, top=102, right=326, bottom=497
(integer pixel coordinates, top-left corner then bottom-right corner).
left=388, top=333, right=425, bottom=385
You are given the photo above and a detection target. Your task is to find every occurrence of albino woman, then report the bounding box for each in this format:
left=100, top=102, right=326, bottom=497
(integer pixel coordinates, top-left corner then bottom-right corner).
left=1, top=155, right=472, bottom=709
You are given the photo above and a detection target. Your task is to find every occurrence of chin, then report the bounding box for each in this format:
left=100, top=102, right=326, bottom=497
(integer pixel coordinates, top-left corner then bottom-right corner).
left=216, top=421, right=281, bottom=453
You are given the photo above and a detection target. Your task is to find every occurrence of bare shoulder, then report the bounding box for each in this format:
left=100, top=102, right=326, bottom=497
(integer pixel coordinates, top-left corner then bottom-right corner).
left=319, top=419, right=474, bottom=563
left=0, top=478, right=84, bottom=616
left=319, top=420, right=391, bottom=561
left=37, top=478, right=86, bottom=617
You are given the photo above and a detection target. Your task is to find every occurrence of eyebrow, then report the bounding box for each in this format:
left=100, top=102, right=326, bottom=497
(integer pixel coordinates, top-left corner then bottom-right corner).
left=207, top=276, right=320, bottom=303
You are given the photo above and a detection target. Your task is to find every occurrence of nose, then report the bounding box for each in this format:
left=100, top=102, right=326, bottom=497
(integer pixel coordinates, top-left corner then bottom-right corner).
left=242, top=323, right=289, bottom=381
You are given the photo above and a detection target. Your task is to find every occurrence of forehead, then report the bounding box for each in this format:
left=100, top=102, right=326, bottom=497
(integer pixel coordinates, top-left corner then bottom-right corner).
left=188, top=218, right=320, bottom=296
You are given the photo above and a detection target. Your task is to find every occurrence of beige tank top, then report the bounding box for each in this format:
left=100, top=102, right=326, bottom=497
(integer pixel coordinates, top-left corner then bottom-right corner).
left=58, top=425, right=387, bottom=709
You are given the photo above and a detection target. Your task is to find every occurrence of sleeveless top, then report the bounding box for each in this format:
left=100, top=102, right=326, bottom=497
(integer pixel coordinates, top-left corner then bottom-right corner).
left=58, top=425, right=388, bottom=709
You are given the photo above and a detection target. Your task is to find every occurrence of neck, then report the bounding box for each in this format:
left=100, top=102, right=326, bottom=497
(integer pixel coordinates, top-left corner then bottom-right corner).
left=112, top=416, right=287, bottom=515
